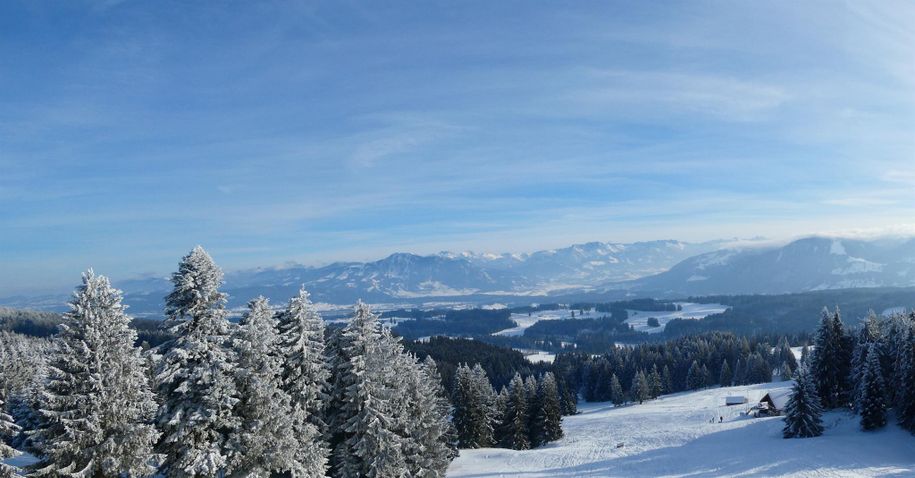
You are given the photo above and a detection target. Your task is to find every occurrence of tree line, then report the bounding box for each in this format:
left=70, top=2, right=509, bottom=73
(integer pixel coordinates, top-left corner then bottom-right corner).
left=783, top=307, right=915, bottom=438
left=0, top=247, right=455, bottom=477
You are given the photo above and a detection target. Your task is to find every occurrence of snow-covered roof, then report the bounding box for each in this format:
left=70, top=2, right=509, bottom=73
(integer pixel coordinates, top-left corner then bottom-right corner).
left=761, top=388, right=792, bottom=410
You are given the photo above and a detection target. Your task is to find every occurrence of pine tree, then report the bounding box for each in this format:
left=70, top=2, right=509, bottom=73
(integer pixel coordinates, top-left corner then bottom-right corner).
left=648, top=365, right=663, bottom=398
left=330, top=302, right=406, bottom=477
left=896, top=327, right=915, bottom=431
left=416, top=357, right=458, bottom=471
left=276, top=287, right=330, bottom=475
left=500, top=374, right=530, bottom=450
left=232, top=297, right=310, bottom=476
left=156, top=247, right=240, bottom=478
left=533, top=373, right=563, bottom=445
left=31, top=270, right=158, bottom=477
left=810, top=307, right=852, bottom=409
left=850, top=312, right=880, bottom=413
left=780, top=361, right=794, bottom=381
left=686, top=361, right=704, bottom=390
left=451, top=364, right=496, bottom=449
left=859, top=343, right=887, bottom=431
left=661, top=365, right=673, bottom=394
left=0, top=396, right=20, bottom=477
left=783, top=368, right=824, bottom=438
left=610, top=374, right=624, bottom=406
left=719, top=360, right=733, bottom=387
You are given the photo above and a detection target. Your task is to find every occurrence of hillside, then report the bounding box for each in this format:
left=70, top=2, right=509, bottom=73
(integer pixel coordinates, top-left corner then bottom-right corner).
left=448, top=381, right=915, bottom=477
left=629, top=237, right=915, bottom=296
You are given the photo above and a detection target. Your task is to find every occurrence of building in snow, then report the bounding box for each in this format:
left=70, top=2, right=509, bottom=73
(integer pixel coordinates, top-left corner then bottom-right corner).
left=725, top=396, right=748, bottom=406
left=755, top=389, right=791, bottom=416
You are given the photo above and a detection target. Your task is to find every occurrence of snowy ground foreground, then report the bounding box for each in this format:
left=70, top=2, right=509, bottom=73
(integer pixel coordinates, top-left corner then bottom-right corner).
left=493, top=308, right=603, bottom=337
left=448, top=381, right=915, bottom=478
left=624, top=303, right=728, bottom=334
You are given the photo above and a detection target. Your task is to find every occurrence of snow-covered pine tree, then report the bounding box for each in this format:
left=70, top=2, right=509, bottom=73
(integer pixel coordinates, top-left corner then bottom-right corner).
left=31, top=270, right=158, bottom=477
left=661, top=365, right=673, bottom=394
left=780, top=361, right=794, bottom=381
left=719, top=360, right=733, bottom=387
left=420, top=357, right=459, bottom=465
left=783, top=368, right=825, bottom=438
left=276, top=287, right=330, bottom=474
left=523, top=375, right=539, bottom=444
left=331, top=302, right=408, bottom=477
left=389, top=351, right=453, bottom=478
left=810, top=307, right=851, bottom=409
left=850, top=312, right=881, bottom=413
left=858, top=343, right=887, bottom=431
left=533, top=372, right=563, bottom=445
left=232, top=297, right=309, bottom=477
left=0, top=395, right=20, bottom=477
left=156, top=247, right=240, bottom=478
left=609, top=374, right=624, bottom=406
left=451, top=364, right=498, bottom=449
left=471, top=364, right=499, bottom=445
left=648, top=365, right=663, bottom=398
left=686, top=361, right=703, bottom=390
left=631, top=371, right=650, bottom=403
left=777, top=337, right=797, bottom=373
left=500, top=374, right=530, bottom=450
left=896, top=326, right=915, bottom=431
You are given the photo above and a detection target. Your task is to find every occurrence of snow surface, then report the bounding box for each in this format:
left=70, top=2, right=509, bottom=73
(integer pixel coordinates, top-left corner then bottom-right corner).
left=624, top=303, right=728, bottom=334
left=448, top=381, right=915, bottom=477
left=492, top=308, right=602, bottom=337
left=517, top=350, right=556, bottom=364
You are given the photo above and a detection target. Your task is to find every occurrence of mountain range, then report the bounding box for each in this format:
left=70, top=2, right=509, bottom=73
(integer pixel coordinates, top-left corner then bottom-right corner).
left=5, top=236, right=915, bottom=316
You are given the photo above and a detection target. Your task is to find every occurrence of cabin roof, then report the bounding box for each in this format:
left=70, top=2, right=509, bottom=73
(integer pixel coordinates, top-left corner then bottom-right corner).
left=761, top=389, right=792, bottom=410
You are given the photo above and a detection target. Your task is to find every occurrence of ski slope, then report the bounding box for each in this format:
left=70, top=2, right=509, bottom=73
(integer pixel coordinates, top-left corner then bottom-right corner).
left=447, top=381, right=915, bottom=477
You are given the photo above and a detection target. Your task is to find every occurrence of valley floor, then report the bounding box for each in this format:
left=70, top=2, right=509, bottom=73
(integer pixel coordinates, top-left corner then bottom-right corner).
left=447, top=381, right=915, bottom=477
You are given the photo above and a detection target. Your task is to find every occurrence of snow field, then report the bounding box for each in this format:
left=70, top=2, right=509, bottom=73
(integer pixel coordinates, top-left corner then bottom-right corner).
left=624, top=302, right=728, bottom=334
left=448, top=381, right=915, bottom=477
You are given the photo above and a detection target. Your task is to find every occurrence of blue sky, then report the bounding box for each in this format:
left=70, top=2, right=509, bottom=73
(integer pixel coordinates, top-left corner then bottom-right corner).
left=2, top=1, right=914, bottom=294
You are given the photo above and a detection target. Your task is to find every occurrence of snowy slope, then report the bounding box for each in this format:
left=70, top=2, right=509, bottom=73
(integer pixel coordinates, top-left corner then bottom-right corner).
left=448, top=381, right=915, bottom=477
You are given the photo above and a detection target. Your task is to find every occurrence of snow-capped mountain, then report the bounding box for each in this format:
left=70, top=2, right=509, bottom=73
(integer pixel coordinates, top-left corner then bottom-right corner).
left=110, top=240, right=723, bottom=313
left=9, top=236, right=915, bottom=315
left=628, top=237, right=915, bottom=295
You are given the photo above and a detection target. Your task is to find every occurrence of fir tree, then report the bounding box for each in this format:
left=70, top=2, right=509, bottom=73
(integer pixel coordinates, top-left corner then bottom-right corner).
left=276, top=287, right=330, bottom=475
left=686, top=361, right=704, bottom=390
left=648, top=365, right=663, bottom=398
left=232, top=297, right=310, bottom=476
left=896, top=327, right=915, bottom=431
left=610, top=374, right=624, bottom=406
left=631, top=371, right=650, bottom=404
left=31, top=270, right=158, bottom=477
left=783, top=368, right=824, bottom=438
left=418, top=357, right=459, bottom=469
left=331, top=302, right=406, bottom=477
left=533, top=372, right=563, bottom=445
left=850, top=312, right=880, bottom=413
left=719, top=360, right=733, bottom=387
left=661, top=365, right=673, bottom=395
left=859, top=343, right=887, bottom=431
left=156, top=247, right=240, bottom=478
left=451, top=364, right=497, bottom=449
left=810, top=307, right=851, bottom=409
left=500, top=374, right=530, bottom=450
left=0, top=396, right=20, bottom=477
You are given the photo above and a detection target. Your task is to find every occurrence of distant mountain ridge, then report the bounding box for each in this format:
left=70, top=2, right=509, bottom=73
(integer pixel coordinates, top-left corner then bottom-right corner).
left=6, top=236, right=915, bottom=315
left=12, top=240, right=723, bottom=314
left=627, top=236, right=915, bottom=296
